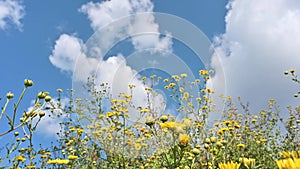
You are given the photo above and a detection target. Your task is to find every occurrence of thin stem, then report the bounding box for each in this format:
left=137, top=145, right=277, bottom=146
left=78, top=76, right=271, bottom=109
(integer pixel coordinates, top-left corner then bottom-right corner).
left=12, top=87, right=27, bottom=129
left=0, top=122, right=26, bottom=137
left=0, top=98, right=10, bottom=120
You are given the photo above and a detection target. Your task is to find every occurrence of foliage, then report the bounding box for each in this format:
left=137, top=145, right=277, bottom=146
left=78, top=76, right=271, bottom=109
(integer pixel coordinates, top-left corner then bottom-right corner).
left=0, top=70, right=300, bottom=169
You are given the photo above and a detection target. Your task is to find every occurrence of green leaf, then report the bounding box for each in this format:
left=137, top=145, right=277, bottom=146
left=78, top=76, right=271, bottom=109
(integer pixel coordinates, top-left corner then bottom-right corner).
left=5, top=115, right=13, bottom=127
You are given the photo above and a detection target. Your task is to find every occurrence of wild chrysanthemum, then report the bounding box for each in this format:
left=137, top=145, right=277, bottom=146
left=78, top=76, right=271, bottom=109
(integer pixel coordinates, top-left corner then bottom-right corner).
left=218, top=161, right=241, bottom=169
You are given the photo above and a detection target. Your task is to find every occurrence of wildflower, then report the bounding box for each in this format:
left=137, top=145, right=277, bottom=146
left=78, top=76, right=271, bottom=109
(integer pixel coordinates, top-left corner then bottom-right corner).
left=218, top=161, right=241, bottom=169
left=106, top=112, right=114, bottom=118
left=181, top=73, right=187, bottom=78
left=24, top=79, right=33, bottom=87
left=191, top=148, right=200, bottom=155
left=145, top=116, right=155, bottom=126
left=205, top=138, right=211, bottom=144
left=179, top=87, right=185, bottom=92
left=210, top=136, right=217, bottom=143
left=216, top=141, right=222, bottom=147
left=150, top=74, right=156, bottom=79
left=178, top=134, right=189, bottom=146
left=199, top=70, right=208, bottom=75
left=47, top=159, right=69, bottom=164
left=289, top=69, right=296, bottom=74
left=44, top=96, right=52, bottom=102
left=239, top=158, right=255, bottom=168
left=135, top=143, right=142, bottom=151
left=39, top=111, right=45, bottom=117
left=140, top=108, right=150, bottom=113
left=183, top=118, right=192, bottom=127
left=68, top=155, right=78, bottom=160
left=14, top=132, right=19, bottom=136
left=237, top=143, right=246, bottom=148
left=25, top=166, right=35, bottom=169
left=145, top=87, right=152, bottom=91
left=129, top=84, right=136, bottom=89
left=276, top=158, right=300, bottom=169
left=204, top=144, right=209, bottom=149
left=6, top=92, right=14, bottom=99
left=160, top=115, right=168, bottom=122
left=15, top=156, right=26, bottom=162
left=163, top=78, right=169, bottom=82
left=169, top=83, right=176, bottom=87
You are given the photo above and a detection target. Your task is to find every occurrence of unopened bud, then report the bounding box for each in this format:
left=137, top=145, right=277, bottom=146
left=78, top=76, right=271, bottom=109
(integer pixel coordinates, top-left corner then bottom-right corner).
left=6, top=92, right=14, bottom=99
left=44, top=96, right=52, bottom=102
left=24, top=79, right=33, bottom=87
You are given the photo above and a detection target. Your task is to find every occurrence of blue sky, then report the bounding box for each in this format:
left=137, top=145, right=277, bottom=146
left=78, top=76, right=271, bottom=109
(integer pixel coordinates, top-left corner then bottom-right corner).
left=1, top=0, right=300, bottom=165
left=0, top=0, right=226, bottom=101
left=0, top=0, right=228, bottom=163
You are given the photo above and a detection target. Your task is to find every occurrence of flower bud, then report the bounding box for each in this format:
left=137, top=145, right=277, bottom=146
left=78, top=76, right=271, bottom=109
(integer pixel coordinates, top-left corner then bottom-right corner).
left=39, top=112, right=45, bottom=117
left=210, top=137, right=217, bottom=143
left=44, top=96, right=52, bottom=102
left=192, top=148, right=201, bottom=155
left=24, top=79, right=33, bottom=87
left=21, top=138, right=26, bottom=142
left=205, top=138, right=211, bottom=144
left=145, top=116, right=155, bottom=126
left=37, top=92, right=46, bottom=99
left=14, top=132, right=19, bottom=136
left=57, top=88, right=63, bottom=93
left=160, top=115, right=168, bottom=123
left=204, top=143, right=210, bottom=149
left=19, top=117, right=24, bottom=123
left=6, top=92, right=14, bottom=99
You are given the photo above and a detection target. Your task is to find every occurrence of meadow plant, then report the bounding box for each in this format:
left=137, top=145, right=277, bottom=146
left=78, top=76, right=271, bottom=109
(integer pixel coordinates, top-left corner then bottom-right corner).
left=0, top=70, right=300, bottom=168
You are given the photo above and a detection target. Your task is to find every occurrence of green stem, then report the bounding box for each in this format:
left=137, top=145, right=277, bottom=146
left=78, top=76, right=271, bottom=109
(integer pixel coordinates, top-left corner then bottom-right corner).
left=0, top=98, right=10, bottom=120
left=12, top=87, right=27, bottom=129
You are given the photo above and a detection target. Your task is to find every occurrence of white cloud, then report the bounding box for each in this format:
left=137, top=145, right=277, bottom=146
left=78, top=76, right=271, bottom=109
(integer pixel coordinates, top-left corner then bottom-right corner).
left=28, top=98, right=69, bottom=138
left=80, top=0, right=172, bottom=52
left=49, top=0, right=173, bottom=122
left=0, top=0, right=24, bottom=30
left=210, top=0, right=300, bottom=114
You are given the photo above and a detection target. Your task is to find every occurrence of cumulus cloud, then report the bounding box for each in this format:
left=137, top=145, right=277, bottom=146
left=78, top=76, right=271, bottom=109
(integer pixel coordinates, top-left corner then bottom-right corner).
left=0, top=0, right=24, bottom=30
left=210, top=0, right=300, bottom=114
left=80, top=0, right=172, bottom=52
left=49, top=0, right=173, bottom=124
left=28, top=98, right=69, bottom=138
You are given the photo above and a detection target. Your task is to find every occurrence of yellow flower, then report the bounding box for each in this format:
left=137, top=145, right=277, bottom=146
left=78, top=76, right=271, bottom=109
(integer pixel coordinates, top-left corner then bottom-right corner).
left=199, top=70, right=208, bottom=75
left=281, top=151, right=299, bottom=159
left=25, top=166, right=35, bottom=169
left=135, top=143, right=142, bottom=151
left=68, top=155, right=78, bottom=160
left=15, top=156, right=26, bottom=162
left=218, top=161, right=241, bottom=169
left=276, top=158, right=300, bottom=169
left=145, top=87, right=152, bottom=91
left=239, top=158, right=255, bottom=168
left=181, top=73, right=187, bottom=78
left=140, top=108, right=150, bottom=113
left=106, top=112, right=114, bottom=118
left=289, top=69, right=296, bottom=74
left=169, top=83, right=176, bottom=87
left=47, top=159, right=69, bottom=165
left=160, top=115, right=168, bottom=122
left=178, top=134, right=189, bottom=146
left=237, top=143, right=246, bottom=148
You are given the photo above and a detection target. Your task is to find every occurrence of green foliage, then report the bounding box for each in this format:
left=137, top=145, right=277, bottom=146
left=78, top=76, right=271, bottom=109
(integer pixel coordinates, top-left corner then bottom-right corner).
left=1, top=70, right=300, bottom=169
